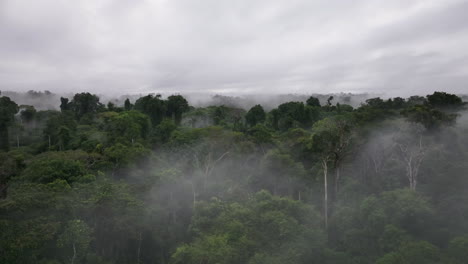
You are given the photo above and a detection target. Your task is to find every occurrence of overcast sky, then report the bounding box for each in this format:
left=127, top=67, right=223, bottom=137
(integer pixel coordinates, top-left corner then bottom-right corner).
left=1, top=0, right=468, bottom=96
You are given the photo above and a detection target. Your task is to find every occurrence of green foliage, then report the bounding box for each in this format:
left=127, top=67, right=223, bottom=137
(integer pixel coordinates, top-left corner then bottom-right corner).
left=275, top=101, right=309, bottom=130
left=153, top=118, right=177, bottom=143
left=171, top=191, right=325, bottom=264
left=426, top=91, right=463, bottom=108
left=1, top=92, right=467, bottom=264
left=43, top=111, right=77, bottom=150
left=134, top=94, right=167, bottom=126
left=57, top=219, right=93, bottom=263
left=124, top=98, right=132, bottom=111
left=402, top=104, right=457, bottom=129
left=446, top=236, right=468, bottom=264
left=0, top=96, right=19, bottom=151
left=69, top=93, right=103, bottom=119
left=20, top=105, right=37, bottom=123
left=246, top=124, right=273, bottom=145
left=167, top=95, right=189, bottom=125
left=104, top=110, right=151, bottom=145
left=19, top=151, right=98, bottom=184
left=306, top=96, right=321, bottom=107
left=245, top=104, right=266, bottom=127
left=360, top=189, right=433, bottom=235
left=376, top=241, right=440, bottom=264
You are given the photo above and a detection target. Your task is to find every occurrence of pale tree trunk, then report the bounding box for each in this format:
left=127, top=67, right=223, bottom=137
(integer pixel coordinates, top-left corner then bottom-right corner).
left=137, top=232, right=142, bottom=264
left=71, top=242, right=76, bottom=264
left=191, top=181, right=197, bottom=206
left=322, top=158, right=329, bottom=230
left=194, top=150, right=229, bottom=193
left=332, top=129, right=351, bottom=201
left=397, top=135, right=425, bottom=191
left=203, top=151, right=230, bottom=189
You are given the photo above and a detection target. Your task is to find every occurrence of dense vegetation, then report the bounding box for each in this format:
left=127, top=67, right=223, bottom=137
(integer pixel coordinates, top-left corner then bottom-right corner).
left=1, top=91, right=467, bottom=264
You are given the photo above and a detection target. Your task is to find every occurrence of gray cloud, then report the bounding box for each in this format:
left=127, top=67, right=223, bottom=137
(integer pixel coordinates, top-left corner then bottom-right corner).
left=1, top=0, right=467, bottom=96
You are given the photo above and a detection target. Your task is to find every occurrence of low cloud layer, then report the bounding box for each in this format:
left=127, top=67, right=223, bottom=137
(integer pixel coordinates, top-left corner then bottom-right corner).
left=1, top=0, right=468, bottom=96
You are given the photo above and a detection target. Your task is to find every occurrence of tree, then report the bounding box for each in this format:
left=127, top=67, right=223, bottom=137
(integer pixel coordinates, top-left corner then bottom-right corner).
left=426, top=91, right=463, bottom=108
left=246, top=124, right=273, bottom=154
left=57, top=220, right=92, bottom=264
left=402, top=105, right=457, bottom=130
left=124, top=98, right=132, bottom=111
left=154, top=118, right=177, bottom=143
left=273, top=102, right=308, bottom=130
left=407, top=96, right=426, bottom=106
left=105, top=110, right=151, bottom=145
left=171, top=191, right=324, bottom=264
left=258, top=150, right=306, bottom=197
left=43, top=111, right=77, bottom=150
left=60, top=97, right=70, bottom=112
left=306, top=96, right=321, bottom=107
left=308, top=116, right=353, bottom=228
left=19, top=105, right=36, bottom=123
left=359, top=189, right=433, bottom=237
left=446, top=236, right=468, bottom=264
left=107, top=101, right=117, bottom=112
left=376, top=241, right=440, bottom=264
left=103, top=143, right=150, bottom=176
left=134, top=94, right=166, bottom=126
left=69, top=93, right=102, bottom=119
left=393, top=124, right=427, bottom=190
left=167, top=95, right=189, bottom=125
left=20, top=153, right=88, bottom=184
left=245, top=105, right=266, bottom=127
left=0, top=96, right=19, bottom=151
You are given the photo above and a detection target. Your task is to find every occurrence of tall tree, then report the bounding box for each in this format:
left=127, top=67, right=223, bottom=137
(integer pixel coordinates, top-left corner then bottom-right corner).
left=0, top=97, right=19, bottom=151
left=69, top=93, right=102, bottom=119
left=393, top=125, right=427, bottom=191
left=308, top=115, right=353, bottom=229
left=124, top=98, right=132, bottom=111
left=245, top=104, right=266, bottom=127
left=134, top=94, right=166, bottom=126
left=426, top=91, right=463, bottom=108
left=19, top=105, right=36, bottom=123
left=57, top=220, right=92, bottom=264
left=167, top=95, right=189, bottom=125
left=306, top=96, right=321, bottom=107
left=60, top=97, right=70, bottom=112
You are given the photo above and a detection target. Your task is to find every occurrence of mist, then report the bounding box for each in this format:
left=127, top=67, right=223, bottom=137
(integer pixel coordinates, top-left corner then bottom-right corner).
left=2, top=0, right=468, bottom=263
left=1, top=90, right=468, bottom=263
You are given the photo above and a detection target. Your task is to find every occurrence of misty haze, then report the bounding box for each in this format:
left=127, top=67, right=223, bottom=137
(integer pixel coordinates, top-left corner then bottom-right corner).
left=1, top=1, right=468, bottom=264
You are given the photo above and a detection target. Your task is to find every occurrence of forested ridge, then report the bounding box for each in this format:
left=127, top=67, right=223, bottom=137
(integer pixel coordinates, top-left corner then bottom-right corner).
left=1, top=91, right=468, bottom=264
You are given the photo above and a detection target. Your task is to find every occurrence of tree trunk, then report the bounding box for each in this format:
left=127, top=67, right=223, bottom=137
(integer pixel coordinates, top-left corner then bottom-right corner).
left=137, top=232, right=142, bottom=264
left=191, top=182, right=197, bottom=206
left=71, top=242, right=76, bottom=264
left=397, top=134, right=425, bottom=191
left=334, top=166, right=340, bottom=198
left=322, top=159, right=328, bottom=230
